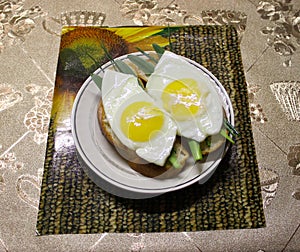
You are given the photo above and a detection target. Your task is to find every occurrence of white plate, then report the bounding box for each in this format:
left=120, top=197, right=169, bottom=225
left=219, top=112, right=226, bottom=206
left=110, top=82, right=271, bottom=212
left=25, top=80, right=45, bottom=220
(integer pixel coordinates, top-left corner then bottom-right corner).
left=71, top=52, right=234, bottom=199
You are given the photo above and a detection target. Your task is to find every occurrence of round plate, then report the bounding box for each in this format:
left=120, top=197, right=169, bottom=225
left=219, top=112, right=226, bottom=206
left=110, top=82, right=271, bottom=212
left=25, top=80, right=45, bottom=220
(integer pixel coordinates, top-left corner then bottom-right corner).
left=71, top=52, right=234, bottom=199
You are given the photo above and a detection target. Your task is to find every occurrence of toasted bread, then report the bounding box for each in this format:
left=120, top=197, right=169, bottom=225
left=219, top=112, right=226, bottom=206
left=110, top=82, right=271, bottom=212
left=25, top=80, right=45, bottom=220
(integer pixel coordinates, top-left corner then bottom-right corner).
left=97, top=99, right=189, bottom=178
left=97, top=97, right=229, bottom=178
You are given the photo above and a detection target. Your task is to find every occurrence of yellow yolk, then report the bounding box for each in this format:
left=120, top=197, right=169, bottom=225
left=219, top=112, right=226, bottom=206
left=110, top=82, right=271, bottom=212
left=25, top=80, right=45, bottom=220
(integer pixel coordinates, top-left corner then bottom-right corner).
left=120, top=101, right=164, bottom=142
left=161, top=78, right=201, bottom=120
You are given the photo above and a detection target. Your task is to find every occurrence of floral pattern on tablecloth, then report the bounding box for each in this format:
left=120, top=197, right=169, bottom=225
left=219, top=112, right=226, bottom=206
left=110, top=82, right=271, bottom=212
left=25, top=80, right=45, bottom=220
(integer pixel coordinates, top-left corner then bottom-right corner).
left=0, top=0, right=299, bottom=250
left=257, top=0, right=300, bottom=67
left=0, top=83, right=23, bottom=112
left=120, top=0, right=247, bottom=40
left=0, top=0, right=44, bottom=52
left=23, top=86, right=53, bottom=145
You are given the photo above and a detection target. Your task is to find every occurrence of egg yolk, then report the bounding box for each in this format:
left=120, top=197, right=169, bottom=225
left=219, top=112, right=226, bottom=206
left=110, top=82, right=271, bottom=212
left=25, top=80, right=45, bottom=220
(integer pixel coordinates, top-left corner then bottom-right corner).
left=162, top=78, right=201, bottom=120
left=120, top=101, right=164, bottom=142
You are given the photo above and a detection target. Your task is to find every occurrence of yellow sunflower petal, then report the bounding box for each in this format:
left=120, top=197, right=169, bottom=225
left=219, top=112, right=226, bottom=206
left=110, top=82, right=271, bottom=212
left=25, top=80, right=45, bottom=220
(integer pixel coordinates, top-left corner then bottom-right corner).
left=128, top=35, right=172, bottom=52
left=107, top=26, right=167, bottom=43
left=61, top=26, right=76, bottom=35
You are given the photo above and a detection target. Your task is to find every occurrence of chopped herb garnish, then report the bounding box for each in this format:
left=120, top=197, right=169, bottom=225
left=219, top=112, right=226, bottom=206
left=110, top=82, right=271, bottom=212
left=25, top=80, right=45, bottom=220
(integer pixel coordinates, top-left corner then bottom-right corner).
left=114, top=59, right=136, bottom=76
left=220, top=129, right=235, bottom=144
left=168, top=150, right=182, bottom=169
left=90, top=73, right=103, bottom=90
left=152, top=43, right=165, bottom=57
left=224, top=119, right=240, bottom=137
left=188, top=140, right=203, bottom=161
left=167, top=24, right=173, bottom=52
left=127, top=54, right=155, bottom=76
left=205, top=137, right=211, bottom=147
left=136, top=47, right=158, bottom=64
left=101, top=43, right=115, bottom=63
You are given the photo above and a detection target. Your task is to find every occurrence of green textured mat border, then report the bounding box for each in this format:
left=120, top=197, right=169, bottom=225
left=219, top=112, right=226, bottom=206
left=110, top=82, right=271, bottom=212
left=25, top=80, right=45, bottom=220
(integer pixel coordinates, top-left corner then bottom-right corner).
left=36, top=25, right=265, bottom=235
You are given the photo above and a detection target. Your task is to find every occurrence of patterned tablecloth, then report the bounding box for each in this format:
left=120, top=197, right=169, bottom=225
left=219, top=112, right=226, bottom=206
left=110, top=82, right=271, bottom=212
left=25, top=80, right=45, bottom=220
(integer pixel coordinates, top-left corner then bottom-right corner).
left=1, top=1, right=300, bottom=251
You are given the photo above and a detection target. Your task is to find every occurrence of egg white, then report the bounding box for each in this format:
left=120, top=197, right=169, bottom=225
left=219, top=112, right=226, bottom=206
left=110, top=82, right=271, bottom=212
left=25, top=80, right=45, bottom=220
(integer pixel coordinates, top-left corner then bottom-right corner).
left=146, top=51, right=224, bottom=142
left=101, top=69, right=177, bottom=166
left=101, top=69, right=142, bottom=127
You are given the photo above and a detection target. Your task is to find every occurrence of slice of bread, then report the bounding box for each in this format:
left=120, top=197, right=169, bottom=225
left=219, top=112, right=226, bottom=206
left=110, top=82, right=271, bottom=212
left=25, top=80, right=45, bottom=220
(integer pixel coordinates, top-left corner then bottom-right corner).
left=97, top=97, right=229, bottom=178
left=97, top=99, right=189, bottom=178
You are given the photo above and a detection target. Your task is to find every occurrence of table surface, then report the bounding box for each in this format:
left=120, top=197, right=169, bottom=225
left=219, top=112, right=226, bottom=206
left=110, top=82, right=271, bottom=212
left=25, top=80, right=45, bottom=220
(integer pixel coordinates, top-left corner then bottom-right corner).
left=0, top=0, right=299, bottom=251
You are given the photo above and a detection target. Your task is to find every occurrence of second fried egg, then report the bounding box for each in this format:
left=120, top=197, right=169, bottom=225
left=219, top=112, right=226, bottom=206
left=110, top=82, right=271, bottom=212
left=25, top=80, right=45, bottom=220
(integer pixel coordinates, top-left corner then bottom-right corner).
left=146, top=51, right=223, bottom=142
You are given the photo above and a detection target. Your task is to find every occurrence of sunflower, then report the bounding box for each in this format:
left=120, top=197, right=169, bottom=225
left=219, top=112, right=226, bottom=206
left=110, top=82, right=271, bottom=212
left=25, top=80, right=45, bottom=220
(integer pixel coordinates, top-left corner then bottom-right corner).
left=52, top=26, right=177, bottom=129
left=58, top=26, right=174, bottom=82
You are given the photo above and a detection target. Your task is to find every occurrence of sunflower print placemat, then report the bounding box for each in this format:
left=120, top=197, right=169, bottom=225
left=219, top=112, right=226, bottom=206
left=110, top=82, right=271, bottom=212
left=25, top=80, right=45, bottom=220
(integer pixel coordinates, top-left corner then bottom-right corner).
left=36, top=25, right=265, bottom=234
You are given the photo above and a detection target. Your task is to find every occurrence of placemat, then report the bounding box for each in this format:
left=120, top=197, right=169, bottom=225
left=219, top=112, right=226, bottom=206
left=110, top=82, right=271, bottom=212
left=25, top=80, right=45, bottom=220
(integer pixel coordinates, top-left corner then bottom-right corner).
left=36, top=25, right=266, bottom=235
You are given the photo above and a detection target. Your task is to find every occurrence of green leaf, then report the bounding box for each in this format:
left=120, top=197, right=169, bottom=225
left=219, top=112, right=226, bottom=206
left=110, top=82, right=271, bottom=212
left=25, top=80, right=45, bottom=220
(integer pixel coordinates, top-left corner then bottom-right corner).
left=90, top=73, right=102, bottom=90
left=220, top=129, right=235, bottom=144
left=205, top=137, right=211, bottom=147
left=127, top=55, right=155, bottom=75
left=100, top=42, right=123, bottom=72
left=167, top=24, right=173, bottom=52
left=224, top=119, right=240, bottom=137
left=100, top=43, right=113, bottom=61
left=152, top=43, right=165, bottom=57
left=100, top=43, right=136, bottom=75
left=114, top=60, right=136, bottom=76
left=136, top=47, right=158, bottom=64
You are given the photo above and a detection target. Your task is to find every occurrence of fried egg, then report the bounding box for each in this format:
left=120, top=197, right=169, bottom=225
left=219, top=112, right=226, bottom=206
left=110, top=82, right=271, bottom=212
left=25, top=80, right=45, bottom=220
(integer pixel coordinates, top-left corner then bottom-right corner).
left=101, top=69, right=177, bottom=166
left=146, top=51, right=223, bottom=142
